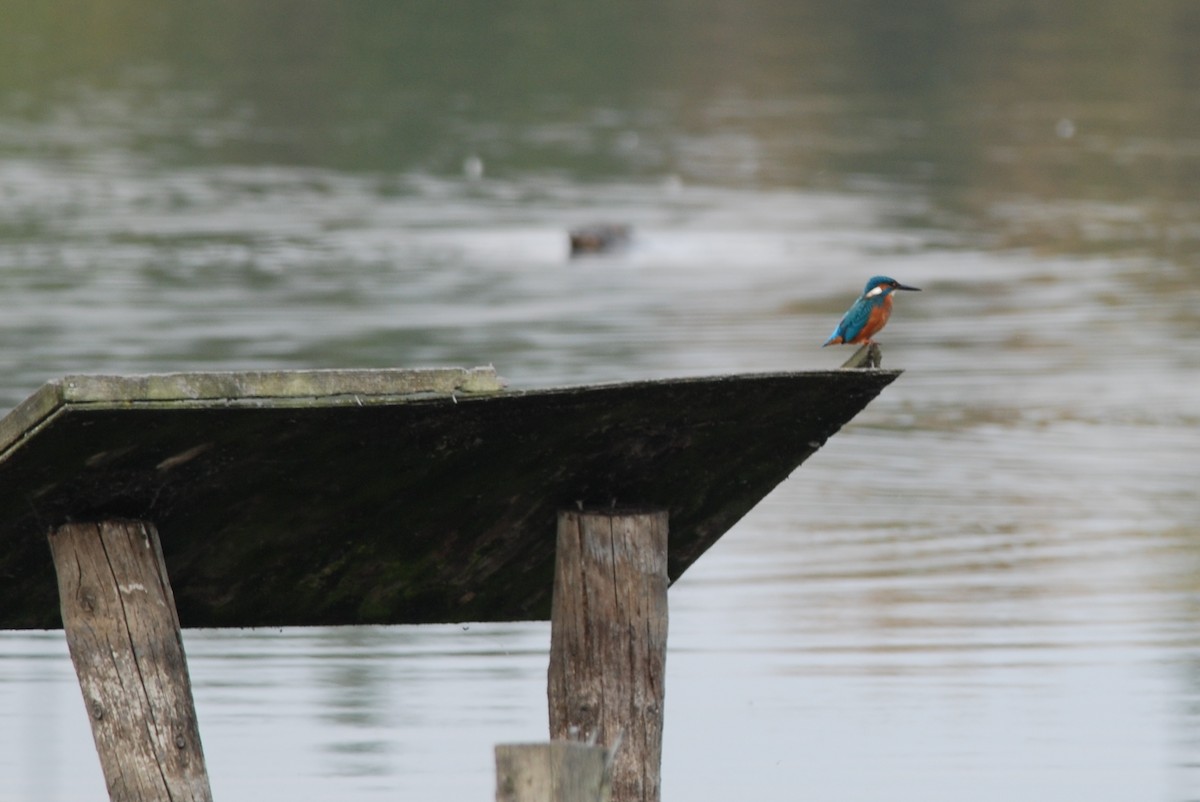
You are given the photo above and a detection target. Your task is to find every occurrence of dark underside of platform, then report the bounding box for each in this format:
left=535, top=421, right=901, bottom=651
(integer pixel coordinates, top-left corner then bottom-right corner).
left=0, top=370, right=898, bottom=629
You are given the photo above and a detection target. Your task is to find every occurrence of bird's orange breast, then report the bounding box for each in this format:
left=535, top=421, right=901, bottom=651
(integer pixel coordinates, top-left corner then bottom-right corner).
left=848, top=295, right=893, bottom=344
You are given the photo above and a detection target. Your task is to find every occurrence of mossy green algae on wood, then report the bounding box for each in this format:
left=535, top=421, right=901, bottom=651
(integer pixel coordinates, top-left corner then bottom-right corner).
left=0, top=367, right=504, bottom=462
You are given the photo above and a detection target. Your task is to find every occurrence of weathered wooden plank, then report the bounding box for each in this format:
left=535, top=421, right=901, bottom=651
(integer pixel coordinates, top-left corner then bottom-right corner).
left=0, top=367, right=503, bottom=463
left=47, top=520, right=212, bottom=802
left=0, top=369, right=899, bottom=629
left=495, top=742, right=612, bottom=802
left=549, top=509, right=668, bottom=802
left=56, top=365, right=504, bottom=404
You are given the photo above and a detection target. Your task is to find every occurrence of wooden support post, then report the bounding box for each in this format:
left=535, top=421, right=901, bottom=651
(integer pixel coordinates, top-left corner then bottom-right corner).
left=47, top=520, right=213, bottom=802
left=548, top=509, right=668, bottom=802
left=495, top=742, right=612, bottom=802
left=840, top=342, right=883, bottom=369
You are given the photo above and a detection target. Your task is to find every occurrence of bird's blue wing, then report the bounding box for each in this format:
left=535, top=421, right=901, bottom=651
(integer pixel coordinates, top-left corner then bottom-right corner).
left=824, top=298, right=870, bottom=344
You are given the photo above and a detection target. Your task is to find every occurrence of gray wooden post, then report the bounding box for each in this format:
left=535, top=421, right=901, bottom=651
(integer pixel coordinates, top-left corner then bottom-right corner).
left=47, top=520, right=213, bottom=802
left=840, top=342, right=883, bottom=368
left=548, top=509, right=668, bottom=802
left=495, top=742, right=612, bottom=802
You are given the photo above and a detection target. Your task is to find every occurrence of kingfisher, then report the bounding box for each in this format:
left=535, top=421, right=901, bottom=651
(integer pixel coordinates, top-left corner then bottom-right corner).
left=823, top=275, right=921, bottom=346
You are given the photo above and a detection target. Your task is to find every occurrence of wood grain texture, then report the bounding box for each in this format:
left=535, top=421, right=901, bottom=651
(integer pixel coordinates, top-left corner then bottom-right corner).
left=495, top=742, right=611, bottom=802
left=549, top=509, right=668, bottom=802
left=48, top=520, right=212, bottom=802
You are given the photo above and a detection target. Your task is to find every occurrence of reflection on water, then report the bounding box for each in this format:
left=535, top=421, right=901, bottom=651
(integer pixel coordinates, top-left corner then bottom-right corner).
left=1, top=1, right=1200, bottom=800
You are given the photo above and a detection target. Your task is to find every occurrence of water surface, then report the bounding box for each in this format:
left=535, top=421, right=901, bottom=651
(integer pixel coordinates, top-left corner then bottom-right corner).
left=1, top=3, right=1199, bottom=800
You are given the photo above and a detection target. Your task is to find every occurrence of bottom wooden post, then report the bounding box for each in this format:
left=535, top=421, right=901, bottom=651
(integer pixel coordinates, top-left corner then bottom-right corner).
left=495, top=742, right=612, bottom=802
left=548, top=509, right=668, bottom=802
left=47, top=520, right=212, bottom=802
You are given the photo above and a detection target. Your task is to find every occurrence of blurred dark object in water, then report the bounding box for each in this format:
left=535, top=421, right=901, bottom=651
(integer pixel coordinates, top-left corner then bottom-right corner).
left=569, top=224, right=631, bottom=256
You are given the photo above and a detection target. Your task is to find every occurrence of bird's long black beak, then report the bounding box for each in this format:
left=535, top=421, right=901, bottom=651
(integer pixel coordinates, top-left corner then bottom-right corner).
left=895, top=282, right=921, bottom=292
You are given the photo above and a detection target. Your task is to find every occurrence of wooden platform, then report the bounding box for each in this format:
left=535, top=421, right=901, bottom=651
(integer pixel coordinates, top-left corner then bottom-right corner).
left=0, top=366, right=898, bottom=629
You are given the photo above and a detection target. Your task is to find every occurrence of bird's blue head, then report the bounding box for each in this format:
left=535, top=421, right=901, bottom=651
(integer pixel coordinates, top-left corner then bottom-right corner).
left=862, top=275, right=921, bottom=298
